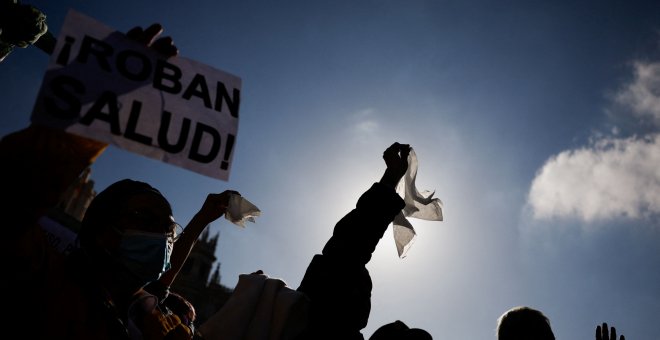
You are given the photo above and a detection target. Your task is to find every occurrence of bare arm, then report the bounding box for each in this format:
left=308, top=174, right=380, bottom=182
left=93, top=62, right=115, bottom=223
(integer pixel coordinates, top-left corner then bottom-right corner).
left=158, top=190, right=240, bottom=286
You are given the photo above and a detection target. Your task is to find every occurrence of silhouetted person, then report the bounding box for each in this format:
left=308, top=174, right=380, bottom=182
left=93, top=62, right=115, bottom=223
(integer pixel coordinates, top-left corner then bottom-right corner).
left=1, top=19, right=176, bottom=234
left=1, top=20, right=235, bottom=339
left=7, top=177, right=238, bottom=339
left=370, top=320, right=433, bottom=340
left=295, top=142, right=432, bottom=340
left=497, top=306, right=555, bottom=340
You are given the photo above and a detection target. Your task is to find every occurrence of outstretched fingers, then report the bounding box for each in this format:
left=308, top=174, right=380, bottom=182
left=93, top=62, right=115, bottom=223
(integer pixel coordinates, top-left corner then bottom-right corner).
left=139, top=23, right=164, bottom=46
left=596, top=322, right=625, bottom=340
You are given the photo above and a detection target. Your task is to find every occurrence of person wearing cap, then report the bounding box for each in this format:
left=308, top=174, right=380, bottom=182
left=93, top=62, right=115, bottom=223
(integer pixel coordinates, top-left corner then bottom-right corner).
left=6, top=175, right=239, bottom=340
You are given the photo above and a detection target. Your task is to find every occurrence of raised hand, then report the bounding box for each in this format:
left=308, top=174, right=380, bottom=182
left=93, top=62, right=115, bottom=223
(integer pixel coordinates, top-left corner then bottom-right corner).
left=596, top=322, right=625, bottom=340
left=379, top=142, right=411, bottom=189
left=157, top=189, right=240, bottom=287
left=195, top=190, right=241, bottom=226
left=0, top=1, right=49, bottom=60
left=125, top=23, right=178, bottom=58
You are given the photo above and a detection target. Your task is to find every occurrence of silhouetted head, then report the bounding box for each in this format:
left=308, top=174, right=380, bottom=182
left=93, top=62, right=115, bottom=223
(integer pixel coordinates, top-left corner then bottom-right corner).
left=497, top=306, right=555, bottom=340
left=78, top=179, right=179, bottom=288
left=370, top=320, right=433, bottom=340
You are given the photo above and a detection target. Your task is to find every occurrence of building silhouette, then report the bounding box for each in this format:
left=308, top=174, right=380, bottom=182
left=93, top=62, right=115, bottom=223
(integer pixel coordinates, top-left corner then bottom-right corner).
left=169, top=227, right=234, bottom=325
left=47, top=168, right=233, bottom=325
left=56, top=167, right=96, bottom=222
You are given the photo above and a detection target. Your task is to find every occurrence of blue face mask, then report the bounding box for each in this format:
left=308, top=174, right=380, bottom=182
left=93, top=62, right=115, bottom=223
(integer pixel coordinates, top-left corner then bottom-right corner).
left=116, top=230, right=173, bottom=285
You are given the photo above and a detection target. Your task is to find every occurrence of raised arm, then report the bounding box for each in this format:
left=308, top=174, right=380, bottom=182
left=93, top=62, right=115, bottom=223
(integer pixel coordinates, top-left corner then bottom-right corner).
left=157, top=190, right=239, bottom=287
left=296, top=142, right=409, bottom=340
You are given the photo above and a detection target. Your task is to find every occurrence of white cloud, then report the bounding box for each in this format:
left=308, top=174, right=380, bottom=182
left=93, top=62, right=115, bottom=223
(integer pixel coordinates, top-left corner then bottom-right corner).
left=615, top=61, right=660, bottom=125
left=348, top=108, right=380, bottom=143
left=528, top=134, right=660, bottom=222
left=355, top=119, right=379, bottom=134
left=527, top=58, right=660, bottom=223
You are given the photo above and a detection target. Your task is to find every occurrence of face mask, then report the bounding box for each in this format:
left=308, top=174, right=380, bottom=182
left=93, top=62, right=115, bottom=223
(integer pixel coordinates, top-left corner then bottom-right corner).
left=115, top=230, right=173, bottom=285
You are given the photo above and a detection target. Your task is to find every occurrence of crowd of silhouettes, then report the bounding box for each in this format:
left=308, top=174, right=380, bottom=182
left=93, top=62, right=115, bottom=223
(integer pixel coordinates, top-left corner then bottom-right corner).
left=1, top=3, right=629, bottom=340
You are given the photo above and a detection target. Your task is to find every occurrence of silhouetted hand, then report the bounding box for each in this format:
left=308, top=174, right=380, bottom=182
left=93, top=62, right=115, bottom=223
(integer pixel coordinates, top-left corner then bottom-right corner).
left=379, top=142, right=411, bottom=189
left=158, top=189, right=240, bottom=287
left=0, top=1, right=49, bottom=61
left=596, top=322, right=625, bottom=340
left=125, top=23, right=178, bottom=58
left=194, top=190, right=241, bottom=225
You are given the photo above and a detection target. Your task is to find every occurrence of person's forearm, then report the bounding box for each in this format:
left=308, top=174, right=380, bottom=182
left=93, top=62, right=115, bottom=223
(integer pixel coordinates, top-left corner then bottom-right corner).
left=379, top=168, right=401, bottom=190
left=322, top=182, right=405, bottom=265
left=158, top=212, right=212, bottom=286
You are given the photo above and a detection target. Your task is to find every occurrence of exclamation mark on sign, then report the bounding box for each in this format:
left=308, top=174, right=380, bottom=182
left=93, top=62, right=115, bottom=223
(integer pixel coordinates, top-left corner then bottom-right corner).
left=220, top=134, right=235, bottom=170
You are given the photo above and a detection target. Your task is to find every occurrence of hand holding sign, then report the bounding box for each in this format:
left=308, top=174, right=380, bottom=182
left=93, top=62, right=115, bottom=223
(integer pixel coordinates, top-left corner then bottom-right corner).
left=126, top=23, right=178, bottom=58
left=31, top=10, right=241, bottom=181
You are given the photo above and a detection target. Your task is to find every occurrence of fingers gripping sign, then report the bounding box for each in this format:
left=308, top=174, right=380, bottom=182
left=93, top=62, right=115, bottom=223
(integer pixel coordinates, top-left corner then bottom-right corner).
left=126, top=23, right=178, bottom=58
left=31, top=10, right=241, bottom=181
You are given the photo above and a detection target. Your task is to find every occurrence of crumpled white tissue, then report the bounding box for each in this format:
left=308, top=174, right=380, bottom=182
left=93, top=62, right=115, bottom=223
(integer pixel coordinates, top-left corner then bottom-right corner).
left=393, top=148, right=443, bottom=258
left=225, top=193, right=261, bottom=228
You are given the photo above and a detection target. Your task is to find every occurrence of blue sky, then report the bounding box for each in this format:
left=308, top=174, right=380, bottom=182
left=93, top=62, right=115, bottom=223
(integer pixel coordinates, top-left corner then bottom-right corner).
left=2, top=1, right=660, bottom=339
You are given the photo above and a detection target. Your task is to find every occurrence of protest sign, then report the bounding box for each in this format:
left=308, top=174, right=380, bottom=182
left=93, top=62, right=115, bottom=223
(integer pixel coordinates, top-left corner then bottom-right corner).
left=31, top=9, right=241, bottom=181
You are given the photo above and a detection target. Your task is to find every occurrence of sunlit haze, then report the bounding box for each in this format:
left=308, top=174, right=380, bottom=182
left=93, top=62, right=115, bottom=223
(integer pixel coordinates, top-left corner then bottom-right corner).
left=2, top=1, right=659, bottom=339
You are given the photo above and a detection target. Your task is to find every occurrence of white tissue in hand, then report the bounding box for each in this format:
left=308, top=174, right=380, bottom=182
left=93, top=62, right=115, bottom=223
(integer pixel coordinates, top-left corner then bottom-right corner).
left=393, top=148, right=443, bottom=258
left=225, top=193, right=261, bottom=227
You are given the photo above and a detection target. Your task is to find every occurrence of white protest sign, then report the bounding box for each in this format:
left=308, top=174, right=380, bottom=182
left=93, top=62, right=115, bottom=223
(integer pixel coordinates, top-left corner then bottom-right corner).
left=31, top=9, right=241, bottom=181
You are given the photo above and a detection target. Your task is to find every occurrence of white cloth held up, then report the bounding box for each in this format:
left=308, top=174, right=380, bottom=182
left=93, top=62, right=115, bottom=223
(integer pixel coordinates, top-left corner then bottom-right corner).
left=198, top=272, right=309, bottom=340
left=225, top=193, right=261, bottom=228
left=393, top=148, right=444, bottom=258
